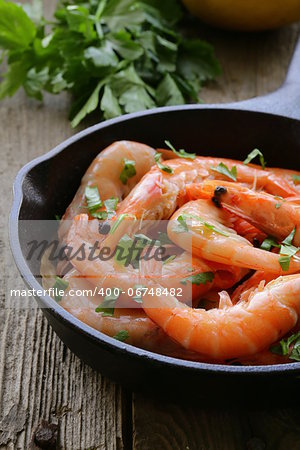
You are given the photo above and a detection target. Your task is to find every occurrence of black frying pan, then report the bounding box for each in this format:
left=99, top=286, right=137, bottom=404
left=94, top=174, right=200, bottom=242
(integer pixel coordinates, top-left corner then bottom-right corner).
left=10, top=37, right=300, bottom=403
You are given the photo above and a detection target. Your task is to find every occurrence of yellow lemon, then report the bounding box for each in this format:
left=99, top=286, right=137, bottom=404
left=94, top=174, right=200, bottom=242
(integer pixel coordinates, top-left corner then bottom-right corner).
left=182, top=0, right=300, bottom=31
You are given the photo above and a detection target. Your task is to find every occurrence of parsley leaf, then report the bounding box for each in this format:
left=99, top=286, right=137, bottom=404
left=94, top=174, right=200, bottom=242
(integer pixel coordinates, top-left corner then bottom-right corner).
left=176, top=215, right=189, bottom=233
left=243, top=149, right=266, bottom=170
left=85, top=185, right=102, bottom=214
left=113, top=330, right=130, bottom=342
left=0, top=0, right=220, bottom=126
left=270, top=331, right=300, bottom=361
left=203, top=222, right=229, bottom=237
left=110, top=213, right=134, bottom=234
left=154, top=153, right=173, bottom=174
left=165, top=140, right=196, bottom=160
left=104, top=197, right=118, bottom=215
left=282, top=227, right=296, bottom=246
left=163, top=255, right=177, bottom=265
left=211, top=163, right=237, bottom=182
left=292, top=175, right=300, bottom=185
left=95, top=288, right=122, bottom=316
left=53, top=276, right=68, bottom=302
left=181, top=272, right=214, bottom=286
left=120, top=158, right=137, bottom=185
left=278, top=227, right=299, bottom=271
left=260, top=236, right=280, bottom=251
left=0, top=0, right=36, bottom=50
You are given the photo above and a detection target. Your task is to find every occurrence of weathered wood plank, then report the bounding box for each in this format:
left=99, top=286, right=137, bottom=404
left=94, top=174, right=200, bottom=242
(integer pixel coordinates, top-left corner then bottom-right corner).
left=132, top=24, right=300, bottom=450
left=0, top=1, right=127, bottom=447
left=0, top=90, right=127, bottom=449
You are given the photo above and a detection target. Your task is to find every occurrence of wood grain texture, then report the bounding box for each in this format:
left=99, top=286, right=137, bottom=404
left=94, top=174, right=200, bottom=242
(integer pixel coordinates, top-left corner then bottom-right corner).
left=0, top=1, right=299, bottom=448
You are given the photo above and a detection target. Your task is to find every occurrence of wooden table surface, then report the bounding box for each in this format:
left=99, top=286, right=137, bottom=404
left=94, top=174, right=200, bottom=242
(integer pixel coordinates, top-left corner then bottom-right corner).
left=1, top=2, right=300, bottom=448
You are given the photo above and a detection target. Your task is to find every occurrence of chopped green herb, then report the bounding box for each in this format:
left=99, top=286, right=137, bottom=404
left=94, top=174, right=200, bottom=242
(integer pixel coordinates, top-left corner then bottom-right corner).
left=276, top=227, right=300, bottom=271
left=110, top=213, right=136, bottom=234
left=113, top=330, right=129, bottom=342
left=114, top=233, right=146, bottom=268
left=95, top=288, right=122, bottom=316
left=278, top=255, right=292, bottom=272
left=270, top=331, right=300, bottom=361
left=260, top=236, right=280, bottom=251
left=275, top=203, right=281, bottom=209
left=55, top=214, right=61, bottom=221
left=176, top=215, right=189, bottom=233
left=243, top=149, right=266, bottom=170
left=154, top=153, right=174, bottom=174
left=131, top=285, right=147, bottom=303
left=104, top=197, right=118, bottom=214
left=181, top=272, right=214, bottom=286
left=165, top=140, right=196, bottom=160
left=157, top=232, right=173, bottom=246
left=203, top=222, right=229, bottom=237
left=120, top=158, right=136, bottom=185
left=282, top=227, right=296, bottom=246
left=85, top=185, right=102, bottom=213
left=53, top=276, right=68, bottom=302
left=92, top=210, right=108, bottom=220
left=211, top=163, right=237, bottom=182
left=292, top=175, right=300, bottom=184
left=93, top=197, right=119, bottom=220
left=162, top=255, right=176, bottom=265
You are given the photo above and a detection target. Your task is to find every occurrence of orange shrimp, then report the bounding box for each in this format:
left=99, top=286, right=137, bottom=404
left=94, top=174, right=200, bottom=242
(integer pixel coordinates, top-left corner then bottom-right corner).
left=167, top=200, right=300, bottom=274
left=58, top=141, right=157, bottom=239
left=231, top=270, right=278, bottom=304
left=196, top=179, right=300, bottom=246
left=64, top=214, right=246, bottom=307
left=140, top=268, right=300, bottom=359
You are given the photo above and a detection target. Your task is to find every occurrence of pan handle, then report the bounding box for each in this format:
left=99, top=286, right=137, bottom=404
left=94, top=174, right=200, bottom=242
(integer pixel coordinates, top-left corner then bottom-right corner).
left=223, top=37, right=300, bottom=119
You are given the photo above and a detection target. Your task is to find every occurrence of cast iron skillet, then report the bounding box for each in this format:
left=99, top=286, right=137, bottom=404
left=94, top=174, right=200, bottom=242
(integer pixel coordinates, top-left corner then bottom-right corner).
left=10, top=37, right=300, bottom=402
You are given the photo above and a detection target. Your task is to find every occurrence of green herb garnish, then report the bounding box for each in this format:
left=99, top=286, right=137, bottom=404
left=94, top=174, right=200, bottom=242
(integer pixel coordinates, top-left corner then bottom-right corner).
left=0, top=0, right=220, bottom=127
left=110, top=213, right=135, bottom=234
left=260, top=236, right=280, bottom=251
left=278, top=227, right=299, bottom=271
left=162, top=255, right=177, bottom=265
left=211, top=163, right=237, bottom=182
left=104, top=197, right=118, bottom=218
left=95, top=288, right=122, bottom=316
left=85, top=185, right=102, bottom=214
left=154, top=153, right=173, bottom=174
left=243, top=149, right=266, bottom=170
left=53, top=276, right=68, bottom=302
left=203, top=222, right=229, bottom=237
left=180, top=272, right=214, bottom=286
left=176, top=215, right=189, bottom=233
left=120, top=158, right=136, bottom=185
left=292, top=175, right=300, bottom=184
left=270, top=331, right=300, bottom=361
left=165, top=140, right=196, bottom=160
left=113, top=330, right=129, bottom=342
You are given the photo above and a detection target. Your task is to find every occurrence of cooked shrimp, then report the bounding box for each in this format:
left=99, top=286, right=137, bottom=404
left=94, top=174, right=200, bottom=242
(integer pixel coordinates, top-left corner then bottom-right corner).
left=58, top=141, right=156, bottom=239
left=196, top=179, right=300, bottom=246
left=110, top=154, right=297, bottom=237
left=168, top=200, right=300, bottom=273
left=140, top=267, right=300, bottom=359
left=59, top=268, right=229, bottom=361
left=65, top=214, right=246, bottom=306
left=231, top=270, right=278, bottom=304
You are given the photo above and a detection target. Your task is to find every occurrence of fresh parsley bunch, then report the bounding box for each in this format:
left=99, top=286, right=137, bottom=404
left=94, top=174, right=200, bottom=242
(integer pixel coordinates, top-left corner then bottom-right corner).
left=0, top=0, right=221, bottom=126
